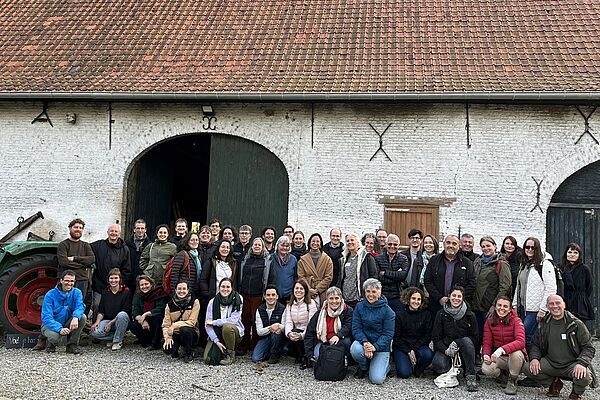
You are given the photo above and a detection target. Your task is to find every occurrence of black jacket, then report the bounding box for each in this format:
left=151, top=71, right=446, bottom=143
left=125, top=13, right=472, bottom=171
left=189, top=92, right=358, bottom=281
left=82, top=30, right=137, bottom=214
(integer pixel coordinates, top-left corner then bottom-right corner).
left=238, top=253, right=273, bottom=296
left=374, top=251, right=409, bottom=299
left=304, top=304, right=354, bottom=358
left=232, top=241, right=251, bottom=269
left=432, top=306, right=478, bottom=353
left=323, top=242, right=344, bottom=287
left=91, top=238, right=131, bottom=293
left=424, top=252, right=476, bottom=313
left=393, top=307, right=433, bottom=353
left=563, top=263, right=595, bottom=321
left=125, top=234, right=150, bottom=288
left=400, top=248, right=425, bottom=288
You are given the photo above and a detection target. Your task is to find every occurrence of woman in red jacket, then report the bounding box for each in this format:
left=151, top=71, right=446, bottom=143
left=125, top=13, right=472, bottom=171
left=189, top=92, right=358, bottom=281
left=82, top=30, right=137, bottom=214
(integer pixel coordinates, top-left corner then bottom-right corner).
left=481, top=295, right=527, bottom=395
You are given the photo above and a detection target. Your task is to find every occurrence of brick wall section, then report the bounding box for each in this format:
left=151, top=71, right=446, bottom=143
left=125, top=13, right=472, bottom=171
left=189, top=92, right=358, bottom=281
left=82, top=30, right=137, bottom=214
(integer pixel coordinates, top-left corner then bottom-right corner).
left=0, top=101, right=598, bottom=254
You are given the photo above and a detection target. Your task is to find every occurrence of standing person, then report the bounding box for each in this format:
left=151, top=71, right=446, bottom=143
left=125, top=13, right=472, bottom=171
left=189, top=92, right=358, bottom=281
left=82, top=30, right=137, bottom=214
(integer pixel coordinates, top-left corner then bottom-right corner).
left=298, top=233, right=333, bottom=305
left=512, top=237, right=557, bottom=352
left=338, top=232, right=378, bottom=308
left=393, top=287, right=433, bottom=379
left=204, top=277, right=244, bottom=365
left=171, top=218, right=188, bottom=246
left=283, top=225, right=295, bottom=240
left=90, top=269, right=132, bottom=351
left=350, top=278, right=395, bottom=385
left=199, top=239, right=238, bottom=301
left=163, top=281, right=200, bottom=363
left=431, top=286, right=479, bottom=392
left=524, top=295, right=595, bottom=399
left=125, top=219, right=151, bottom=290
left=374, top=234, right=409, bottom=313
left=208, top=218, right=222, bottom=242
left=459, top=233, right=480, bottom=262
left=401, top=229, right=425, bottom=289
left=238, top=237, right=272, bottom=353
left=561, top=243, right=595, bottom=322
left=375, top=229, right=388, bottom=250
left=232, top=224, right=252, bottom=267
left=168, top=232, right=201, bottom=295
left=219, top=226, right=237, bottom=243
left=130, top=275, right=168, bottom=350
left=291, top=231, right=307, bottom=261
left=139, top=224, right=177, bottom=286
left=269, top=236, right=298, bottom=304
left=424, top=234, right=476, bottom=316
left=91, top=223, right=131, bottom=319
left=481, top=296, right=527, bottom=395
left=198, top=224, right=215, bottom=266
left=500, top=236, right=522, bottom=296
left=362, top=233, right=379, bottom=256
left=40, top=270, right=87, bottom=354
left=323, top=228, right=344, bottom=288
left=471, top=236, right=512, bottom=339
left=419, top=234, right=439, bottom=288
left=283, top=280, right=319, bottom=367
left=252, top=285, right=286, bottom=363
left=261, top=226, right=277, bottom=254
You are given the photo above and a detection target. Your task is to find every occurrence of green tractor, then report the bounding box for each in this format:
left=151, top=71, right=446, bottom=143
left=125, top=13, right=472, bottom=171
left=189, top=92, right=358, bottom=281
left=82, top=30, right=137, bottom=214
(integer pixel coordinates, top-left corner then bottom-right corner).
left=0, top=212, right=59, bottom=334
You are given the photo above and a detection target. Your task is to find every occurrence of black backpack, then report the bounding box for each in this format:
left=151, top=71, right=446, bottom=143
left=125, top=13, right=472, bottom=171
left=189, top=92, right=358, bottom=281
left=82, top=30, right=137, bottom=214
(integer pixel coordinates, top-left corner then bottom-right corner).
left=313, top=343, right=347, bottom=381
left=536, top=261, right=565, bottom=297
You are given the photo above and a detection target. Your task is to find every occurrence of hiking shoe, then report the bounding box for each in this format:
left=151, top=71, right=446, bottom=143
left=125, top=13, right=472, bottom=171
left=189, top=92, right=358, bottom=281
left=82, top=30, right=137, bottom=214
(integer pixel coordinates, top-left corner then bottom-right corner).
left=111, top=342, right=123, bottom=351
left=66, top=344, right=82, bottom=354
left=547, top=377, right=563, bottom=397
left=495, top=370, right=509, bottom=386
left=504, top=378, right=517, bottom=395
left=466, top=374, right=478, bottom=392
left=32, top=338, right=47, bottom=351
left=183, top=354, right=193, bottom=363
left=219, top=352, right=235, bottom=366
left=45, top=343, right=56, bottom=353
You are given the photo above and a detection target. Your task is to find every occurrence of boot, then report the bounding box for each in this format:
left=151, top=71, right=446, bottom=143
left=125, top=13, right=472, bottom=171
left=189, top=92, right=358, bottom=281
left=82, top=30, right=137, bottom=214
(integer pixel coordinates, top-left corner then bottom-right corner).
left=547, top=377, right=563, bottom=397
left=466, top=374, right=478, bottom=392
left=32, top=337, right=47, bottom=351
left=495, top=369, right=509, bottom=387
left=504, top=376, right=518, bottom=395
left=219, top=351, right=235, bottom=366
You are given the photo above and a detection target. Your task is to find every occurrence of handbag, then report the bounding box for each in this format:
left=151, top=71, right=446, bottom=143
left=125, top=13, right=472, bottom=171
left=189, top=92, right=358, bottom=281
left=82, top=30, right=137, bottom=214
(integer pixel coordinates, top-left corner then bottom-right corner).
left=434, top=354, right=461, bottom=388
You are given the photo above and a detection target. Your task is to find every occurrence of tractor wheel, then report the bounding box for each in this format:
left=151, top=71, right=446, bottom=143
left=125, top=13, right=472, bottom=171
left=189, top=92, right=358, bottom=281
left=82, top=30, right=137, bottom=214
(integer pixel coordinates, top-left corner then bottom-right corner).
left=0, top=254, right=58, bottom=334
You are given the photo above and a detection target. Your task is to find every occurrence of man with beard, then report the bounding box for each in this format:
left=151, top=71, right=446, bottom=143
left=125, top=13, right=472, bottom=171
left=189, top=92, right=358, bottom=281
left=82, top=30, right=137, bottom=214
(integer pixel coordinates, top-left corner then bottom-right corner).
left=261, top=226, right=276, bottom=254
left=125, top=219, right=151, bottom=289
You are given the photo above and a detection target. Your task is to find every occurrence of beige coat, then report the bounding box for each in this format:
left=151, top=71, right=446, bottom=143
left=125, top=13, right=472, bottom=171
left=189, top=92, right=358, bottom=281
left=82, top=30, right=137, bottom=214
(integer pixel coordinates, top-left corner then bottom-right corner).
left=298, top=252, right=333, bottom=304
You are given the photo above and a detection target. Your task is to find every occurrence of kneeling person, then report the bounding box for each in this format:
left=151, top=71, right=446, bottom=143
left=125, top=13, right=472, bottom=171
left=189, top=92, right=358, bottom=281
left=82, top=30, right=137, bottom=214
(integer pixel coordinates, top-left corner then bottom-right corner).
left=90, top=268, right=132, bottom=350
left=41, top=270, right=87, bottom=353
left=252, top=285, right=285, bottom=363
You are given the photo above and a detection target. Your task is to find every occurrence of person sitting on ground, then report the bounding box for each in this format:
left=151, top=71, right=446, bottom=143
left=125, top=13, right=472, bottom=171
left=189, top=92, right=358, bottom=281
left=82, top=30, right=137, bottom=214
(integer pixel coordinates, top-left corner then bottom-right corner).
left=204, top=277, right=245, bottom=365
left=283, top=279, right=319, bottom=368
left=481, top=295, right=527, bottom=396
left=251, top=285, right=286, bottom=363
left=392, top=287, right=433, bottom=379
left=130, top=275, right=169, bottom=350
left=162, top=281, right=200, bottom=363
left=350, top=278, right=395, bottom=385
left=90, top=268, right=132, bottom=351
left=304, top=286, right=354, bottom=367
left=431, top=285, right=479, bottom=392
left=523, top=294, right=596, bottom=400
left=40, top=269, right=87, bottom=354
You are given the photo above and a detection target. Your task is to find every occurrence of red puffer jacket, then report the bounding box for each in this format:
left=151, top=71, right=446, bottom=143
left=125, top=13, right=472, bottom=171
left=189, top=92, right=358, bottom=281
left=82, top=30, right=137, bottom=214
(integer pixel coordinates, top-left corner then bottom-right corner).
left=482, top=309, right=527, bottom=358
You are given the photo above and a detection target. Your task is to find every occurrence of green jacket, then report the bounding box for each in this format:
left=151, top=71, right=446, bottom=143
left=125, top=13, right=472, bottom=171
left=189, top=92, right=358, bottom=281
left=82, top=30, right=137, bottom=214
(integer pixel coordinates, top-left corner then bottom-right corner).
left=472, top=253, right=512, bottom=312
left=139, top=241, right=176, bottom=284
left=131, top=291, right=168, bottom=318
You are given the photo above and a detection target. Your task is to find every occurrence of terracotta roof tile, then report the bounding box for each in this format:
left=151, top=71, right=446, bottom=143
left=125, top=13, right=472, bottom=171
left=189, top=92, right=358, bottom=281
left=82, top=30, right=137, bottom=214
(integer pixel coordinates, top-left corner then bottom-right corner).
left=0, top=0, right=599, bottom=94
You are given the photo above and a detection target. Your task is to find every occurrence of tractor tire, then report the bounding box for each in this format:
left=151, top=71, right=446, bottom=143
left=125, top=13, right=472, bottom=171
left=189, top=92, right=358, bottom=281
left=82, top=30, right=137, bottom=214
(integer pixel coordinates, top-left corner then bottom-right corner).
left=0, top=254, right=58, bottom=334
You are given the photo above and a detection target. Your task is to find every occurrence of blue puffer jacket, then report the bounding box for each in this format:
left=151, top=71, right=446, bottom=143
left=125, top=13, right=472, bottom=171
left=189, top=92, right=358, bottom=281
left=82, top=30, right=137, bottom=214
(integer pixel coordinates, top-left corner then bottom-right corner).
left=41, top=283, right=85, bottom=333
left=351, top=295, right=395, bottom=352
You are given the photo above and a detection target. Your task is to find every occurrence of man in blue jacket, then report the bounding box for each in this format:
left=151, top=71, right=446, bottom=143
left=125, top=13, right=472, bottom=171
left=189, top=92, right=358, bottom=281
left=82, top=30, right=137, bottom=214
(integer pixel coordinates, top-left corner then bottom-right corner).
left=40, top=270, right=87, bottom=354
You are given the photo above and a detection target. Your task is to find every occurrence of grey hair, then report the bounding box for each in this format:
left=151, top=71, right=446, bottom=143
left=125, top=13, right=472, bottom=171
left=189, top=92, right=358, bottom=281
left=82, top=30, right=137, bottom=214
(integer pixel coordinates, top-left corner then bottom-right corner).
left=239, top=224, right=252, bottom=234
left=346, top=232, right=360, bottom=241
left=326, top=286, right=343, bottom=298
left=386, top=233, right=400, bottom=242
left=275, top=235, right=291, bottom=248
left=363, top=278, right=382, bottom=292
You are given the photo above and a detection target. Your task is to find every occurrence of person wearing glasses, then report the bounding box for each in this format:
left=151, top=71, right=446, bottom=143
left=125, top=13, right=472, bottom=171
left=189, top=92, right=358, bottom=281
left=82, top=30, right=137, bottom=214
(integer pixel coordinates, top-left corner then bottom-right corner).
left=233, top=224, right=253, bottom=267
left=401, top=228, right=425, bottom=289
left=374, top=234, right=409, bottom=313
left=512, top=237, right=557, bottom=352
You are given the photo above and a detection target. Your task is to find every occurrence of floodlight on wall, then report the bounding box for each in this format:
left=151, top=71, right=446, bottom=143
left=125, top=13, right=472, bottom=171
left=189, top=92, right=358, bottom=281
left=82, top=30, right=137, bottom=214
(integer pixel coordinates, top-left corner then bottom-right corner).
left=202, top=105, right=215, bottom=116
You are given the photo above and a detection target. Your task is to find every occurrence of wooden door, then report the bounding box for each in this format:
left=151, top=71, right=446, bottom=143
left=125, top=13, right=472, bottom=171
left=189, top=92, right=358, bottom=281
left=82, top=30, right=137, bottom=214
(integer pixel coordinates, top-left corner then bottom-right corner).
left=383, top=203, right=439, bottom=245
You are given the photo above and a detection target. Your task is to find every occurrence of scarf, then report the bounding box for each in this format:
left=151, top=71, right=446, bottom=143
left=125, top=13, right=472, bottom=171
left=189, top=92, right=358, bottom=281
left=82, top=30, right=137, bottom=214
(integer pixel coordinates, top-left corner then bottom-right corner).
left=205, top=290, right=243, bottom=365
left=172, top=292, right=193, bottom=310
left=189, top=249, right=202, bottom=282
left=277, top=252, right=291, bottom=266
left=140, top=285, right=169, bottom=313
left=316, top=300, right=345, bottom=343
left=443, top=300, right=468, bottom=321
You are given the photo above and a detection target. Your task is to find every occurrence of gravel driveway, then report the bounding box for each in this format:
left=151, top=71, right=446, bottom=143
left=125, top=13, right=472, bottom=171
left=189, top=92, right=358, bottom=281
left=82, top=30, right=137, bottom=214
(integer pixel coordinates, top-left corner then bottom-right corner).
left=0, top=339, right=599, bottom=400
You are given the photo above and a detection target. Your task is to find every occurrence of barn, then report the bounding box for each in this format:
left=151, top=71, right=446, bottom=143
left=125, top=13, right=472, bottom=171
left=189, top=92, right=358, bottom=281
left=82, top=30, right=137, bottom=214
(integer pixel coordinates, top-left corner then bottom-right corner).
left=0, top=1, right=599, bottom=325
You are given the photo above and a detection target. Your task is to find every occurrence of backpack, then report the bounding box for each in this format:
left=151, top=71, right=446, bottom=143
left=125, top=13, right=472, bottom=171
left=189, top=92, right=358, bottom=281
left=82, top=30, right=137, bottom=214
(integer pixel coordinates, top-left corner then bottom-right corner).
left=313, top=343, right=347, bottom=381
left=536, top=261, right=565, bottom=297
left=162, top=252, right=190, bottom=294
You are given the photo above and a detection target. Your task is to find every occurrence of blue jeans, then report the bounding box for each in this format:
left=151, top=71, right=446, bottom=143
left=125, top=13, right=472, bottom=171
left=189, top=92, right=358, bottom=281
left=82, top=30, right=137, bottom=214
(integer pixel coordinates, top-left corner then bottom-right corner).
left=90, top=311, right=130, bottom=343
left=252, top=333, right=283, bottom=362
left=350, top=340, right=390, bottom=385
left=519, top=307, right=538, bottom=353
left=394, top=345, right=434, bottom=378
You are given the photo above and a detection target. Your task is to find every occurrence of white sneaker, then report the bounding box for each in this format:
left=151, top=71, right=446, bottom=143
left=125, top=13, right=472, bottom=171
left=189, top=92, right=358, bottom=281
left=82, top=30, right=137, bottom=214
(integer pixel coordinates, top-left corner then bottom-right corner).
left=111, top=342, right=123, bottom=351
left=106, top=342, right=112, bottom=348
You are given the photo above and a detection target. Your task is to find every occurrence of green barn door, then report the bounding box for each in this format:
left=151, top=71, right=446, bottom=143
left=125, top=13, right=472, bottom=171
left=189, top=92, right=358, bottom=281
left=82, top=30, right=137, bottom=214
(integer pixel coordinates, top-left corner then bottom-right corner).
left=207, top=134, right=289, bottom=234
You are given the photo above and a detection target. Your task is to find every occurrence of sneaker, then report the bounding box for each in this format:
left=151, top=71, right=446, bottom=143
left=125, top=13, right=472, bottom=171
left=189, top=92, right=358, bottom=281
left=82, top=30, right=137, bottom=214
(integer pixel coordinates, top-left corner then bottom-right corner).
left=547, top=377, right=563, bottom=397
left=32, top=338, right=47, bottom=351
left=45, top=343, right=56, bottom=353
left=66, top=344, right=82, bottom=354
left=466, top=374, right=478, bottom=392
left=504, top=378, right=517, bottom=395
left=111, top=342, right=123, bottom=351
left=267, top=354, right=281, bottom=364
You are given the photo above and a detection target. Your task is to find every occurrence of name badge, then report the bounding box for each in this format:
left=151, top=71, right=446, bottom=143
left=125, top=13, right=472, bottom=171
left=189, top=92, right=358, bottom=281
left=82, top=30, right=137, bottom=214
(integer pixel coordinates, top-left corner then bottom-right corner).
left=561, top=334, right=567, bottom=340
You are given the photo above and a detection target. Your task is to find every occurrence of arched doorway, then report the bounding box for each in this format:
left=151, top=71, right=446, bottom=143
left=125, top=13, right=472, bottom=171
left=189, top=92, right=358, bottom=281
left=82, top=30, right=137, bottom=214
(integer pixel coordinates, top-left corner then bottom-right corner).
left=124, top=133, right=289, bottom=236
left=546, top=159, right=600, bottom=333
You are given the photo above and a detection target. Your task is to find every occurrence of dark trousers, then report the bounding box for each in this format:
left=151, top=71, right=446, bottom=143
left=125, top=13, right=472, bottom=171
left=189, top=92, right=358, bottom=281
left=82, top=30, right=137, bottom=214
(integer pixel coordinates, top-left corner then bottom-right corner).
left=239, top=294, right=263, bottom=351
left=394, top=345, right=434, bottom=378
left=130, top=316, right=163, bottom=347
left=163, top=327, right=198, bottom=357
left=432, top=337, right=476, bottom=375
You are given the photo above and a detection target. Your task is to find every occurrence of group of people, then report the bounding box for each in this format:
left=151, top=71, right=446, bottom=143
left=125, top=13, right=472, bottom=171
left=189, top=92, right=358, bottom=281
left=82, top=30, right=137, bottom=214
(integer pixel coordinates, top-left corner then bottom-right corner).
left=38, top=218, right=596, bottom=398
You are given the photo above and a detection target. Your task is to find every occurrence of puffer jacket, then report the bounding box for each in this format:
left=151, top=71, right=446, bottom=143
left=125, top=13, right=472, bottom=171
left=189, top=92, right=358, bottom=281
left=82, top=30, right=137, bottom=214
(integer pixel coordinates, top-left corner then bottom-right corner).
left=472, top=253, right=512, bottom=312
left=283, top=299, right=318, bottom=339
left=432, top=305, right=479, bottom=353
left=374, top=251, right=409, bottom=300
left=140, top=240, right=177, bottom=285
left=482, top=309, right=527, bottom=357
left=162, top=296, right=200, bottom=338
left=351, top=295, right=395, bottom=352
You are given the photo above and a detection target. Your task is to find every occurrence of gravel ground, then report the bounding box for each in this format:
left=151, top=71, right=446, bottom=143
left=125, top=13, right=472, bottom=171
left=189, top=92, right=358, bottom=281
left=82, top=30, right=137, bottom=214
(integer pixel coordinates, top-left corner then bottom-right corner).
left=0, top=337, right=599, bottom=400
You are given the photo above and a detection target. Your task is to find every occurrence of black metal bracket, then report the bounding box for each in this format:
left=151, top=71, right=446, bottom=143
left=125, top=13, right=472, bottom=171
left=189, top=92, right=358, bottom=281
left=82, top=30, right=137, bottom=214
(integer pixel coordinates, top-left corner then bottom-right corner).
left=531, top=177, right=544, bottom=213
left=575, top=106, right=598, bottom=145
left=31, top=101, right=53, bottom=127
left=369, top=123, right=392, bottom=161
left=465, top=103, right=471, bottom=148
